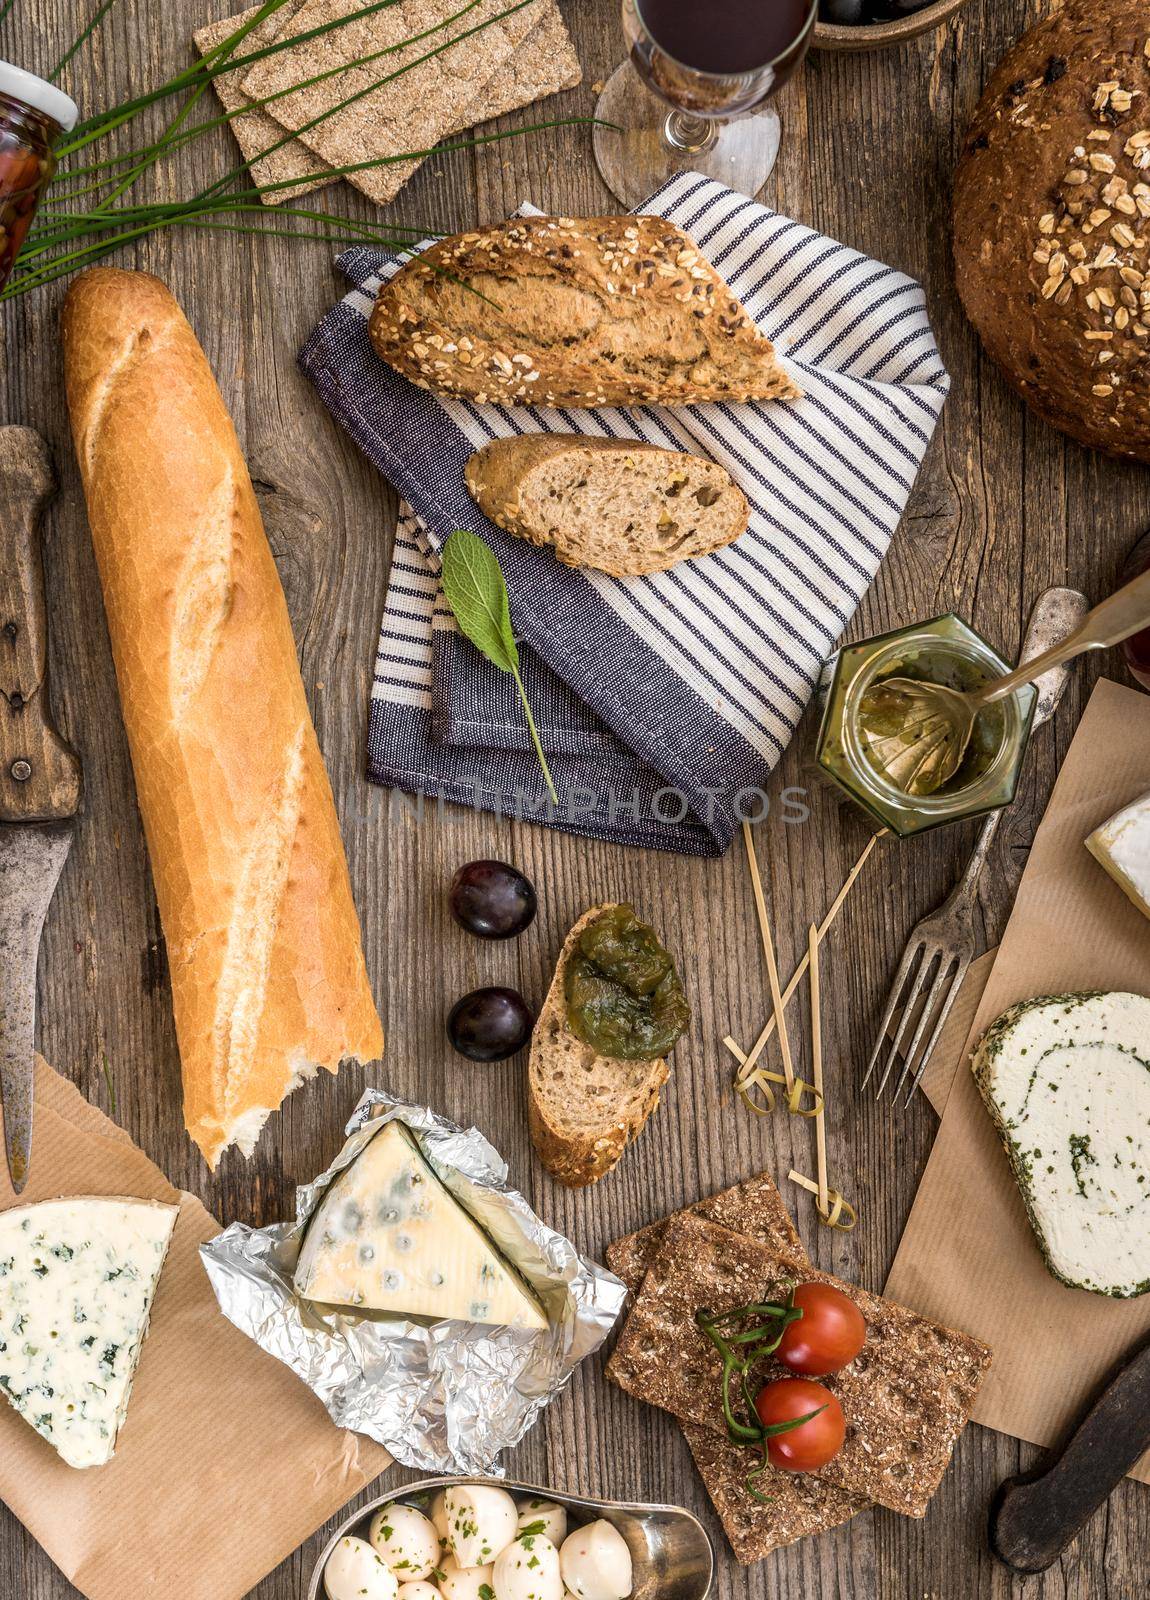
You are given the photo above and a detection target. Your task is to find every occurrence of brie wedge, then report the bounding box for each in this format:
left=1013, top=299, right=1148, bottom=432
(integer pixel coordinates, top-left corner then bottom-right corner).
left=294, top=1121, right=547, bottom=1329
left=0, top=1195, right=178, bottom=1467
left=1086, top=790, right=1150, bottom=923
left=972, top=992, right=1150, bottom=1297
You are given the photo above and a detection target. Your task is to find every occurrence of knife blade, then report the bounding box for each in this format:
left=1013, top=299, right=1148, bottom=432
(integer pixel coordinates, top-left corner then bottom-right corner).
left=0, top=426, right=82, bottom=1192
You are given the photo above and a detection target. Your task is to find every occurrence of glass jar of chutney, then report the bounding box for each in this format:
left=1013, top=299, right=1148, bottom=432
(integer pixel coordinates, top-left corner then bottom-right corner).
left=815, top=613, right=1037, bottom=839
left=0, top=62, right=78, bottom=296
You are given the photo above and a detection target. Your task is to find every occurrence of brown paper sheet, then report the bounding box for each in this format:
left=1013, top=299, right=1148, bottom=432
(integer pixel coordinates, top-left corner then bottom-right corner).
left=886, top=679, right=1150, bottom=1483
left=0, top=1058, right=393, bottom=1600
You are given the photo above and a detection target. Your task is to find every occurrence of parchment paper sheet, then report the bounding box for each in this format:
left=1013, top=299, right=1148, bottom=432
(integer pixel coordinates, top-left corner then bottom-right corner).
left=887, top=679, right=1150, bottom=1483
left=0, top=1059, right=393, bottom=1600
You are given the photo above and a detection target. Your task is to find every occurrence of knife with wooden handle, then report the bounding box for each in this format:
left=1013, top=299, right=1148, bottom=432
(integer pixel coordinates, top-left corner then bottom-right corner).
left=989, top=1333, right=1150, bottom=1572
left=0, top=426, right=82, bottom=1192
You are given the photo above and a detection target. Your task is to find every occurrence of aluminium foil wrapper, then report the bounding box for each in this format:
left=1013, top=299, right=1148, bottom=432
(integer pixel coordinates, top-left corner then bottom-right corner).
left=200, top=1089, right=626, bottom=1474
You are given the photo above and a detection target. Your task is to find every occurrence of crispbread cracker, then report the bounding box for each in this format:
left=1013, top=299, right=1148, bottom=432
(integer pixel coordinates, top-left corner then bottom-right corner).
left=237, top=0, right=549, bottom=205
left=606, top=1171, right=803, bottom=1293
left=195, top=1, right=580, bottom=207
left=606, top=1214, right=992, bottom=1518
left=681, top=1422, right=866, bottom=1563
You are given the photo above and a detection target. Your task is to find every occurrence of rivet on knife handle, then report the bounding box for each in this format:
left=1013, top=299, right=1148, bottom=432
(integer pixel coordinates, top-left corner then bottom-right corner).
left=989, top=1334, right=1150, bottom=1572
left=0, top=426, right=82, bottom=823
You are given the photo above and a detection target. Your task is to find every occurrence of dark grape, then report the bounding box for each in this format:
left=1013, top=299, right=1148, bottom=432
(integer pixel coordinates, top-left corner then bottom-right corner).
left=449, top=860, right=538, bottom=940
left=447, top=987, right=534, bottom=1062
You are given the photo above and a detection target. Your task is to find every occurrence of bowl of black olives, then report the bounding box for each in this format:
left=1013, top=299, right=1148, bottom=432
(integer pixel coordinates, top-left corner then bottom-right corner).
left=815, top=0, right=969, bottom=51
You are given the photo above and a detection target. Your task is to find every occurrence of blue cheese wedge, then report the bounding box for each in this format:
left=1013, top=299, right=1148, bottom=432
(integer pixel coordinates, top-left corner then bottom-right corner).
left=0, top=1195, right=177, bottom=1468
left=1086, top=791, right=1150, bottom=922
left=972, top=992, right=1150, bottom=1297
left=295, top=1121, right=547, bottom=1329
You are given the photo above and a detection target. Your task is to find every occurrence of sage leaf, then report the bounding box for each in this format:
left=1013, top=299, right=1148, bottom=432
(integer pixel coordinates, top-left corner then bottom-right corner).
left=441, top=530, right=558, bottom=805
left=441, top=528, right=519, bottom=674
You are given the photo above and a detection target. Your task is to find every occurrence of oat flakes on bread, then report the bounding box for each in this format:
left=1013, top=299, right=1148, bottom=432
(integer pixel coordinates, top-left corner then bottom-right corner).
left=605, top=1214, right=992, bottom=1519
left=370, top=215, right=801, bottom=409
left=953, top=0, right=1150, bottom=462
left=527, top=905, right=672, bottom=1187
left=464, top=435, right=749, bottom=576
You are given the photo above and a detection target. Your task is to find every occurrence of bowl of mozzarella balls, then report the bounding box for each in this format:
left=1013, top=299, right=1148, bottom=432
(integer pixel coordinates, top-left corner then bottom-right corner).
left=310, top=1479, right=714, bottom=1600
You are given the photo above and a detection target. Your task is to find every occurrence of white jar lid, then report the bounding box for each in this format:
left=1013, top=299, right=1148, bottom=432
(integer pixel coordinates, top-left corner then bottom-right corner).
left=0, top=60, right=79, bottom=134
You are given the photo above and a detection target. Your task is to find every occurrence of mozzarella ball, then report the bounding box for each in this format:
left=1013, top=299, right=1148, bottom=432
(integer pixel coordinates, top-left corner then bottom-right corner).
left=430, top=1492, right=451, bottom=1548
left=369, top=1504, right=440, bottom=1581
left=398, top=1584, right=442, bottom=1600
left=517, top=1499, right=567, bottom=1546
left=494, top=1533, right=563, bottom=1600
left=439, top=1555, right=494, bottom=1600
left=324, top=1535, right=399, bottom=1600
left=444, top=1484, right=519, bottom=1568
left=559, top=1522, right=633, bottom=1600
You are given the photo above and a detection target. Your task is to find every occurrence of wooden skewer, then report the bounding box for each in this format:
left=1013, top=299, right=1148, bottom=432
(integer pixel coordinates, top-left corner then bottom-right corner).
left=809, top=923, right=829, bottom=1217
left=741, top=819, right=796, bottom=1095
left=728, top=833, right=879, bottom=1079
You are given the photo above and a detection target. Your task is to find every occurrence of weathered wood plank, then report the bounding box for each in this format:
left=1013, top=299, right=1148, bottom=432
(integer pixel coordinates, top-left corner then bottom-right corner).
left=0, top=1, right=1146, bottom=1597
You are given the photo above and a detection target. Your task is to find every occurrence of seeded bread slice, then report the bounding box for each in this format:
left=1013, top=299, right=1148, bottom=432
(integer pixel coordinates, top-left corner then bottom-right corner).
left=464, top=436, right=749, bottom=576
left=370, top=215, right=801, bottom=409
left=527, top=905, right=671, bottom=1187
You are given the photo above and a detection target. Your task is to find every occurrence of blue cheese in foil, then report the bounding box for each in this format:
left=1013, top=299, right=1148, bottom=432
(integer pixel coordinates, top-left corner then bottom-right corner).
left=0, top=1195, right=177, bottom=1468
left=972, top=991, right=1150, bottom=1297
left=294, top=1121, right=547, bottom=1329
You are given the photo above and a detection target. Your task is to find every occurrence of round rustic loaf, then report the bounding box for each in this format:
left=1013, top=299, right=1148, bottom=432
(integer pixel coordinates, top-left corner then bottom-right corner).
left=953, top=1, right=1150, bottom=461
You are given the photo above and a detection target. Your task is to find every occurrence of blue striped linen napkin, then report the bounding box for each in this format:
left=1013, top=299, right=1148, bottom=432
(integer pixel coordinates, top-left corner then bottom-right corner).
left=299, top=174, right=949, bottom=856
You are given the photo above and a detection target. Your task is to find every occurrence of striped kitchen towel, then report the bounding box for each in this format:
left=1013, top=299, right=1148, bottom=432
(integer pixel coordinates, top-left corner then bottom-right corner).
left=300, top=174, right=949, bottom=856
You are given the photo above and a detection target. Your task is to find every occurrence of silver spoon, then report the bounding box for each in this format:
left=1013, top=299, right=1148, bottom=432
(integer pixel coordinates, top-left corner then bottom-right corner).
left=862, top=567, right=1150, bottom=796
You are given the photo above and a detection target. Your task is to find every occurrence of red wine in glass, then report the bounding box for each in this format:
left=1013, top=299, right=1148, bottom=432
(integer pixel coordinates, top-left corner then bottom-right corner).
left=593, top=0, right=818, bottom=209
left=637, top=0, right=816, bottom=79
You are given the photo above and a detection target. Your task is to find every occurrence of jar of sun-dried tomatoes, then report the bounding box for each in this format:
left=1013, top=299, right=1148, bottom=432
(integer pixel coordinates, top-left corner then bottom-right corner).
left=0, top=62, right=78, bottom=295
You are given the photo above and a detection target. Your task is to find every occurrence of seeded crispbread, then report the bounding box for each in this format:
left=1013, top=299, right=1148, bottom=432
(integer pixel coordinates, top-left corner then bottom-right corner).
left=680, top=1422, right=867, bottom=1563
left=237, top=0, right=550, bottom=205
left=195, top=1, right=580, bottom=207
left=609, top=1177, right=869, bottom=1561
left=606, top=1170, right=803, bottom=1293
left=606, top=1213, right=992, bottom=1519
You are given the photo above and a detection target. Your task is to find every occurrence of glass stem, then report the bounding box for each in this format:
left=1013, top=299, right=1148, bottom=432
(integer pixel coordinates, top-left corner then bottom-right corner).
left=663, top=109, right=719, bottom=156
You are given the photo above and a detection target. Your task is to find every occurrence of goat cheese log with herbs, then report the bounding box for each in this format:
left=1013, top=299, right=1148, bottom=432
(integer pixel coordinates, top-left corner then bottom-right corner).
left=972, top=991, right=1150, bottom=1297
left=62, top=269, right=384, bottom=1169
left=0, top=1197, right=177, bottom=1468
left=370, top=216, right=800, bottom=409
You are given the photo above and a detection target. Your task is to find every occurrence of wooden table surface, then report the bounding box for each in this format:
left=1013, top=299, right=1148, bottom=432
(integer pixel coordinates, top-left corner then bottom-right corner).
left=1, top=1, right=1148, bottom=1596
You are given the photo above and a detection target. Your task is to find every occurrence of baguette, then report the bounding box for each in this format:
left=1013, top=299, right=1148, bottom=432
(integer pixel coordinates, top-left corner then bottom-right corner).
left=527, top=905, right=671, bottom=1187
left=464, top=435, right=749, bottom=575
left=370, top=215, right=800, bottom=409
left=62, top=268, right=383, bottom=1169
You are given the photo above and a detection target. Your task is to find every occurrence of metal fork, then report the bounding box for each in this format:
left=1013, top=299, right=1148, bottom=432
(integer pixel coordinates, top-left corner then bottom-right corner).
left=862, top=587, right=1089, bottom=1104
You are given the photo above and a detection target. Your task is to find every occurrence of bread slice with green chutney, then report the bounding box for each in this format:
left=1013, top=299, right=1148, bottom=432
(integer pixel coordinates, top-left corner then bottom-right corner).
left=972, top=991, right=1150, bottom=1297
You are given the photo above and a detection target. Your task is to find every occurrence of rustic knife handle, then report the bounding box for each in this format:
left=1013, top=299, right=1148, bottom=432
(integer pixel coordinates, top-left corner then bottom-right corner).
left=0, top=427, right=81, bottom=822
left=989, top=1336, right=1150, bottom=1572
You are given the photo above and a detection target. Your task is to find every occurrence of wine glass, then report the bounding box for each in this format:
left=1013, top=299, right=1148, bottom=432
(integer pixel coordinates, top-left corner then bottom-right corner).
left=593, top=0, right=818, bottom=209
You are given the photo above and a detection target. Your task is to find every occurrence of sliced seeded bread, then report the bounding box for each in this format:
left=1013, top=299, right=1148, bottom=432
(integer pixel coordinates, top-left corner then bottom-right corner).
left=527, top=905, right=671, bottom=1187
left=464, top=435, right=749, bottom=576
left=370, top=215, right=801, bottom=408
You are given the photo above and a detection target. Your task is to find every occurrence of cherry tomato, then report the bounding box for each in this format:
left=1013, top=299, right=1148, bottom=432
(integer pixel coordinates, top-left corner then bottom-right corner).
left=776, top=1283, right=866, bottom=1377
left=754, top=1377, right=845, bottom=1471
